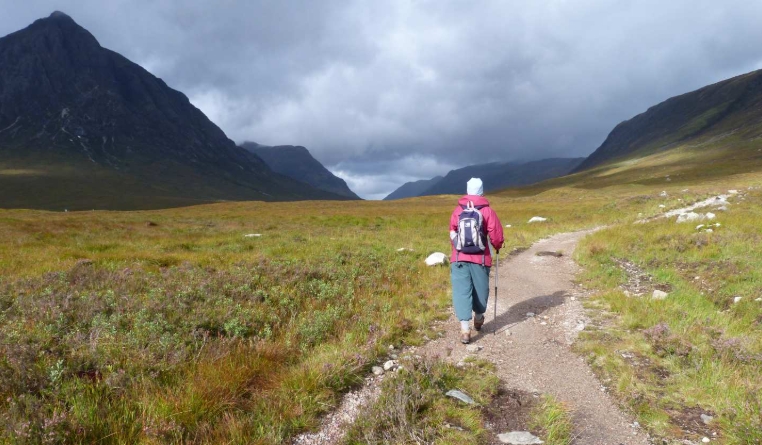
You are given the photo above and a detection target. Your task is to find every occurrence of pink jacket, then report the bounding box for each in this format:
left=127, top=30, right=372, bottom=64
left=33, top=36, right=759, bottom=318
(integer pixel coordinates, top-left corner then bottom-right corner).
left=449, top=195, right=504, bottom=267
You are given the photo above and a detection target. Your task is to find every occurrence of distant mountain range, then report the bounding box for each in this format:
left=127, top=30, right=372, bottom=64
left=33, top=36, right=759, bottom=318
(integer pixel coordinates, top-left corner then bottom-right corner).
left=241, top=142, right=359, bottom=199
left=383, top=176, right=443, bottom=200
left=576, top=69, right=762, bottom=172
left=0, top=12, right=348, bottom=210
left=384, top=158, right=583, bottom=200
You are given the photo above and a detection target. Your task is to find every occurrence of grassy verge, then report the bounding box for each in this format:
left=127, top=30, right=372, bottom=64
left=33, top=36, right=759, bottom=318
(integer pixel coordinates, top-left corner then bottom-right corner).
left=342, top=357, right=499, bottom=445
left=529, top=396, right=573, bottom=445
left=575, top=187, right=762, bottom=444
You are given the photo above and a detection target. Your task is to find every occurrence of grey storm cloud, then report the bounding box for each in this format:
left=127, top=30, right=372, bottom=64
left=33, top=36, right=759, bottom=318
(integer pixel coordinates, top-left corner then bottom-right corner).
left=3, top=1, right=762, bottom=198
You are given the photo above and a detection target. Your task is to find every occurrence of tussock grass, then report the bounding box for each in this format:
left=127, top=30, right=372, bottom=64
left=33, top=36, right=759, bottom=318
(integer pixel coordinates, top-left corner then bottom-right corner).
left=342, top=357, right=498, bottom=445
left=529, top=395, right=573, bottom=445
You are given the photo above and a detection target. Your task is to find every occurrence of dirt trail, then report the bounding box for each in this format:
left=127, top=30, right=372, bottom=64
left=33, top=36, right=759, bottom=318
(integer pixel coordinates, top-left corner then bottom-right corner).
left=419, top=230, right=650, bottom=444
left=294, top=229, right=652, bottom=445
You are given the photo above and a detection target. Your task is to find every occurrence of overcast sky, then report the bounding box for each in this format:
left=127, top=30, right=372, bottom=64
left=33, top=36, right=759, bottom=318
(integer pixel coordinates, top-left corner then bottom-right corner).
left=3, top=1, right=762, bottom=199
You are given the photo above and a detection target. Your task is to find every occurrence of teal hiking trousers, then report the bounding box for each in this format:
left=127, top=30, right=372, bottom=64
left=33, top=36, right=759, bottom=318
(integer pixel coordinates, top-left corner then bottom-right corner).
left=450, top=261, right=490, bottom=321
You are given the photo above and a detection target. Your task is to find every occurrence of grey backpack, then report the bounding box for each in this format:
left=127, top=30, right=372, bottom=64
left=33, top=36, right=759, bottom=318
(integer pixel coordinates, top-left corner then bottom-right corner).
left=455, top=201, right=486, bottom=254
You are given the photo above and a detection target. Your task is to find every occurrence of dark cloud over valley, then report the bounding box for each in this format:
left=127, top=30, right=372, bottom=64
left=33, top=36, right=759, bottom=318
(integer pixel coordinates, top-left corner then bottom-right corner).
left=3, top=1, right=762, bottom=199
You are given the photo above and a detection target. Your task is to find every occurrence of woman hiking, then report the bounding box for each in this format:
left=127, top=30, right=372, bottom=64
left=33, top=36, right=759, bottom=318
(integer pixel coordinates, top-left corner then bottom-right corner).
left=449, top=178, right=504, bottom=344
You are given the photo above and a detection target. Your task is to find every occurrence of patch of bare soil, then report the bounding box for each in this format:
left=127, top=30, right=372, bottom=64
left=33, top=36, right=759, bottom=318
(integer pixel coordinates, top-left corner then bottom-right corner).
left=482, top=388, right=538, bottom=445
left=615, top=257, right=672, bottom=297
left=666, top=406, right=719, bottom=442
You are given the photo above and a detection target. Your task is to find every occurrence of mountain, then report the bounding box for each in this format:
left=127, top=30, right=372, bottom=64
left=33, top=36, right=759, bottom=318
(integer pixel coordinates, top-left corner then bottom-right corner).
left=576, top=69, right=762, bottom=172
left=417, top=158, right=583, bottom=196
left=241, top=142, right=360, bottom=199
left=383, top=176, right=443, bottom=200
left=0, top=12, right=345, bottom=210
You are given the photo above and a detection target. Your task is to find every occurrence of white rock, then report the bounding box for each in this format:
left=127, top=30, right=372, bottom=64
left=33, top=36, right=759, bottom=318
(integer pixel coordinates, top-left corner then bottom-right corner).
left=244, top=233, right=262, bottom=237
left=526, top=312, right=536, bottom=318
left=383, top=360, right=397, bottom=371
left=659, top=204, right=666, bottom=208
left=425, top=252, right=448, bottom=266
left=372, top=366, right=384, bottom=376
left=505, top=224, right=512, bottom=228
left=676, top=212, right=703, bottom=223
left=660, top=191, right=668, bottom=197
left=465, top=345, right=482, bottom=353
left=706, top=229, right=714, bottom=233
left=446, top=389, right=476, bottom=405
left=755, top=298, right=762, bottom=302
left=528, top=216, right=547, bottom=223
left=733, top=296, right=743, bottom=304
left=498, top=431, right=544, bottom=444
left=705, top=212, right=716, bottom=220
left=701, top=414, right=714, bottom=424
left=652, top=290, right=669, bottom=300
left=702, top=437, right=711, bottom=443
left=728, top=189, right=739, bottom=194
left=696, top=224, right=705, bottom=230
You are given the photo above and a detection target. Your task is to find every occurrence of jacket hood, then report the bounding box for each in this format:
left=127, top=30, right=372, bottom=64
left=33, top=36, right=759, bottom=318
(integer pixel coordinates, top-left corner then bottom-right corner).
left=458, top=195, right=490, bottom=207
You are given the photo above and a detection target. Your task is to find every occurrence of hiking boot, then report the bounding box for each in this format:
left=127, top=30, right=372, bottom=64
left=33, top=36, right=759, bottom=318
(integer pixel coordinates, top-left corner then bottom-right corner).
left=460, top=331, right=471, bottom=344
left=473, top=315, right=485, bottom=331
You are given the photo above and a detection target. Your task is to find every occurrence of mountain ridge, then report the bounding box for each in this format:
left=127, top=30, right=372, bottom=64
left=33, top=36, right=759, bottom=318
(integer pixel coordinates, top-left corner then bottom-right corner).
left=576, top=69, right=762, bottom=172
left=385, top=158, right=584, bottom=199
left=241, top=142, right=360, bottom=199
left=0, top=12, right=346, bottom=210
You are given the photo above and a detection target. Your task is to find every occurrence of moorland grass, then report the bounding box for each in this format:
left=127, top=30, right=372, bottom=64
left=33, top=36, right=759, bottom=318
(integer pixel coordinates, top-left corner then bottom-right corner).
left=0, top=191, right=641, bottom=444
left=576, top=187, right=762, bottom=444
left=2, top=149, right=762, bottom=443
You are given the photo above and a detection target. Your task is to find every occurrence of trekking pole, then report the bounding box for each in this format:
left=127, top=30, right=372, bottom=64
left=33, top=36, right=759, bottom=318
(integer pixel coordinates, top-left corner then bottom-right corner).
left=494, top=251, right=499, bottom=335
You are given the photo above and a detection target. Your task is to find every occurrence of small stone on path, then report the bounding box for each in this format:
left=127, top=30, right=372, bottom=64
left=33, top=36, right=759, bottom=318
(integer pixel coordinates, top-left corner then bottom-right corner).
left=371, top=366, right=384, bottom=376
left=652, top=290, right=669, bottom=300
left=497, top=431, right=544, bottom=444
left=702, top=437, right=711, bottom=443
left=465, top=345, right=482, bottom=353
left=526, top=312, right=535, bottom=318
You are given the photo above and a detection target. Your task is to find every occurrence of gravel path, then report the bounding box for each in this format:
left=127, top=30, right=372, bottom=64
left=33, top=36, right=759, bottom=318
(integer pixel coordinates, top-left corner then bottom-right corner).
left=294, top=230, right=652, bottom=445
left=419, top=230, right=651, bottom=445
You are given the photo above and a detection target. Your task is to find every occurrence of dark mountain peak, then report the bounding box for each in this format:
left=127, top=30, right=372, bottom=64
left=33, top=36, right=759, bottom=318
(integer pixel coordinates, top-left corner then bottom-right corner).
left=49, top=11, right=74, bottom=20
left=0, top=13, right=347, bottom=209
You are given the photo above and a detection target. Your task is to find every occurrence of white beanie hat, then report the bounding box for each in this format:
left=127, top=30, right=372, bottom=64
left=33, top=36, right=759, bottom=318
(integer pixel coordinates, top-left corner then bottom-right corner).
left=467, top=178, right=484, bottom=196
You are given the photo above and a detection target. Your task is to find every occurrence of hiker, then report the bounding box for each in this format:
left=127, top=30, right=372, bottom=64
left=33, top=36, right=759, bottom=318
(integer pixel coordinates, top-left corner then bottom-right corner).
left=449, top=178, right=504, bottom=344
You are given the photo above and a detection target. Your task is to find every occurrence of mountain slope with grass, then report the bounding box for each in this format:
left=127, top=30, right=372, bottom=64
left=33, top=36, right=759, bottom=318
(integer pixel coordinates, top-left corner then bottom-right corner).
left=576, top=69, right=762, bottom=172
left=0, top=12, right=344, bottom=210
left=241, top=142, right=360, bottom=199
